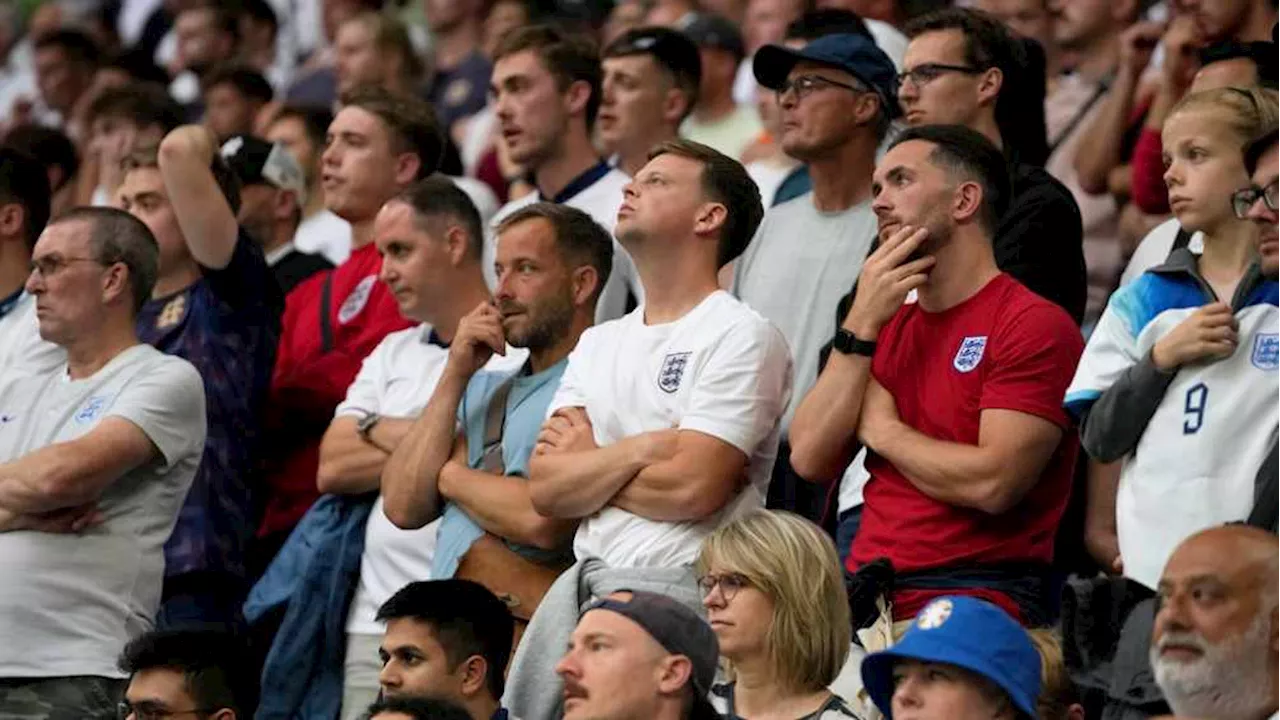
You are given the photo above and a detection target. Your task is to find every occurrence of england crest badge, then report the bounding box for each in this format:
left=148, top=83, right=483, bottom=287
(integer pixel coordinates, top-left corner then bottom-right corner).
left=338, top=275, right=377, bottom=324
left=1252, top=333, right=1278, bottom=370
left=953, top=336, right=988, bottom=373
left=657, top=351, right=692, bottom=394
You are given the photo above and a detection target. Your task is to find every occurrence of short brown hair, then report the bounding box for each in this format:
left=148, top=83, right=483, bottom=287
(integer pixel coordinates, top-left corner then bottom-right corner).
left=341, top=12, right=425, bottom=85
left=648, top=139, right=763, bottom=267
left=494, top=24, right=603, bottom=129
left=496, top=202, right=615, bottom=302
left=52, top=207, right=159, bottom=313
left=394, top=176, right=484, bottom=261
left=122, top=140, right=242, bottom=216
left=339, top=86, right=444, bottom=180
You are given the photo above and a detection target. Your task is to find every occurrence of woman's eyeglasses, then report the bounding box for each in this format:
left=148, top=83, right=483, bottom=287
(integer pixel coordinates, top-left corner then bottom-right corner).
left=697, top=572, right=751, bottom=601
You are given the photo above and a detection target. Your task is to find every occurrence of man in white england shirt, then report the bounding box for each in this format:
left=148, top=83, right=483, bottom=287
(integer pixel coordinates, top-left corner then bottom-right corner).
left=503, top=139, right=792, bottom=719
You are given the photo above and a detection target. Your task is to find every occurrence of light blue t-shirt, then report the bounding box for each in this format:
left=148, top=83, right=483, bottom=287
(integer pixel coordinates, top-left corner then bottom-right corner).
left=431, top=358, right=571, bottom=578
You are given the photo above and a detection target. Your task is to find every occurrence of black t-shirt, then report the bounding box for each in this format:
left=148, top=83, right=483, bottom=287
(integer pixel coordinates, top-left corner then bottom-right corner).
left=996, top=162, right=1086, bottom=324
left=273, top=249, right=333, bottom=295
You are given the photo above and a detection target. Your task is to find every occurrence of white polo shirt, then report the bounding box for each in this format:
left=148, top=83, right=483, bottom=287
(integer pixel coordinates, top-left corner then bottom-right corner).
left=335, top=324, right=527, bottom=635
left=486, top=163, right=641, bottom=324
left=547, top=290, right=793, bottom=568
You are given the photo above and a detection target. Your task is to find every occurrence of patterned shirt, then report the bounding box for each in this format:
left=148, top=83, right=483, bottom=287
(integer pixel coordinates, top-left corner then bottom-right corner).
left=136, top=232, right=282, bottom=582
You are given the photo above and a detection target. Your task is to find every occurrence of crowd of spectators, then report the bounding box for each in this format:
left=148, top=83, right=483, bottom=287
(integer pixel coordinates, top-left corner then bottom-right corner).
left=0, top=0, right=1276, bottom=719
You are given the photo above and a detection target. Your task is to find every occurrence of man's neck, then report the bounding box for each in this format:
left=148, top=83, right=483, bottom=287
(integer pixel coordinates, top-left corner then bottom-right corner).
left=264, top=222, right=296, bottom=255
left=351, top=216, right=377, bottom=251
left=464, top=694, right=500, bottom=720
left=1071, top=33, right=1120, bottom=82
left=424, top=273, right=491, bottom=345
left=0, top=240, right=30, bottom=299
left=304, top=187, right=327, bottom=219
left=633, top=244, right=720, bottom=325
left=65, top=323, right=138, bottom=380
left=619, top=127, right=680, bottom=177
left=807, top=136, right=878, bottom=212
left=692, top=91, right=737, bottom=124
left=916, top=231, right=1001, bottom=313
left=152, top=261, right=203, bottom=299
left=970, top=113, right=1003, bottom=152
left=433, top=23, right=481, bottom=71
left=534, top=129, right=601, bottom=200
left=1236, top=3, right=1278, bottom=42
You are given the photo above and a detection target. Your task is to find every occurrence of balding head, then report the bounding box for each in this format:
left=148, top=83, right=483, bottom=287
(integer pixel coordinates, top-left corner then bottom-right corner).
left=1151, top=525, right=1278, bottom=720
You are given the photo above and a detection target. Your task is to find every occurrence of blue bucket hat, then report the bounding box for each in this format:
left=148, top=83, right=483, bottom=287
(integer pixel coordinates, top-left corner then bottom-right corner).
left=859, top=596, right=1041, bottom=718
left=752, top=33, right=901, bottom=118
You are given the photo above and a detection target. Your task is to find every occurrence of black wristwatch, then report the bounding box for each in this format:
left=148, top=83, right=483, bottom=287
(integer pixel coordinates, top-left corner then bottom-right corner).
left=833, top=329, right=877, bottom=357
left=356, top=412, right=381, bottom=443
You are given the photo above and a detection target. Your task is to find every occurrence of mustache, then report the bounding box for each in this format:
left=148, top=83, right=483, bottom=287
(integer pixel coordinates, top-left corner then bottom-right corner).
left=562, top=677, right=588, bottom=701
left=497, top=301, right=526, bottom=317
left=1157, top=631, right=1210, bottom=655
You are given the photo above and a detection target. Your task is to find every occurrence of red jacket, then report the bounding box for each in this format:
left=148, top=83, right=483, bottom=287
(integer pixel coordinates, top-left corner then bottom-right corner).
left=258, top=242, right=412, bottom=540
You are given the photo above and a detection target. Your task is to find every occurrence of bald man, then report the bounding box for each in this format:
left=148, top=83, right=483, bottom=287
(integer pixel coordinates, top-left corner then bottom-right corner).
left=1151, top=525, right=1279, bottom=720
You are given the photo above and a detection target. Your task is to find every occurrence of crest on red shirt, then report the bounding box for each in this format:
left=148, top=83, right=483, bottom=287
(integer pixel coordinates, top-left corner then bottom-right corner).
left=338, top=275, right=377, bottom=324
left=953, top=336, right=987, bottom=373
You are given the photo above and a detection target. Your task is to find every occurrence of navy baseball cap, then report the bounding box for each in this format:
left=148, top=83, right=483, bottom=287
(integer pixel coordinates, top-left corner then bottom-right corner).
left=583, top=591, right=719, bottom=702
left=860, top=596, right=1040, bottom=718
left=753, top=33, right=901, bottom=118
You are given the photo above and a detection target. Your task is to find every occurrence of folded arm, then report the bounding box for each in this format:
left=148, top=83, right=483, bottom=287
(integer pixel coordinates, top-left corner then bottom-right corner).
left=0, top=417, right=159, bottom=514
left=611, top=430, right=747, bottom=522
left=440, top=455, right=577, bottom=550
left=316, top=416, right=415, bottom=495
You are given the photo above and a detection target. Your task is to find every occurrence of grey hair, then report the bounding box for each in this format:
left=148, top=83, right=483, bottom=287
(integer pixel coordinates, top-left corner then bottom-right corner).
left=53, top=207, right=159, bottom=313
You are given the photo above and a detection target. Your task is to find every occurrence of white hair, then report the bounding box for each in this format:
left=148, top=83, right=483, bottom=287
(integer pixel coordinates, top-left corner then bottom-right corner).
left=1151, top=608, right=1276, bottom=719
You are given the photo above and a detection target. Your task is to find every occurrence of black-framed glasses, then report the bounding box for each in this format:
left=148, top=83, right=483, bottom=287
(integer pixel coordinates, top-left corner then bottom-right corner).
left=776, top=74, right=866, bottom=102
left=117, top=701, right=214, bottom=720
left=697, top=572, right=751, bottom=601
left=1231, top=180, right=1279, bottom=218
left=29, top=255, right=104, bottom=278
left=895, top=63, right=984, bottom=91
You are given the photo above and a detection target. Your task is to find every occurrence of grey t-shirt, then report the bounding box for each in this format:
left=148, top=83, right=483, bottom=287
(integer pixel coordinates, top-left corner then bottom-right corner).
left=733, top=193, right=878, bottom=428
left=0, top=344, right=206, bottom=678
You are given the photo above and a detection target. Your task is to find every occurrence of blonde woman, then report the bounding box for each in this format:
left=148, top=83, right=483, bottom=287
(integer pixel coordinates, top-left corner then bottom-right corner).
left=696, top=509, right=859, bottom=720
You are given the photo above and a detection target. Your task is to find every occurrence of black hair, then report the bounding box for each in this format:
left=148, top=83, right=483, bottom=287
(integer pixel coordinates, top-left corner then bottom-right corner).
left=86, top=83, right=184, bottom=135
left=181, top=2, right=241, bottom=45
left=201, top=64, right=275, bottom=104
left=393, top=177, right=485, bottom=261
left=2, top=124, right=78, bottom=192
left=497, top=202, right=616, bottom=301
left=890, top=124, right=1012, bottom=233
left=34, top=28, right=102, bottom=68
left=785, top=9, right=872, bottom=42
left=904, top=7, right=1049, bottom=166
left=376, top=580, right=515, bottom=701
left=1245, top=130, right=1278, bottom=175
left=1200, top=40, right=1279, bottom=90
left=240, top=0, right=280, bottom=35
left=363, top=695, right=472, bottom=720
left=648, top=138, right=764, bottom=267
left=0, top=147, right=52, bottom=253
left=117, top=629, right=256, bottom=717
left=103, top=51, right=173, bottom=86
left=603, top=26, right=702, bottom=120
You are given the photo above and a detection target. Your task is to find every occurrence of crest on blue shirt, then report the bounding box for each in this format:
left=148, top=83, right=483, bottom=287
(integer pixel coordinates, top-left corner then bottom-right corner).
left=1252, top=333, right=1278, bottom=370
left=658, top=351, right=692, bottom=394
left=74, top=396, right=107, bottom=425
left=953, top=336, right=988, bottom=373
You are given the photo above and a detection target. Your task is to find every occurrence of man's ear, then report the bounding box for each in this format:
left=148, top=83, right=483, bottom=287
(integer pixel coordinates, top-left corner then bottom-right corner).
left=950, top=180, right=984, bottom=225
left=662, top=87, right=691, bottom=126
left=393, top=152, right=423, bottom=188
left=210, top=708, right=237, bottom=720
left=564, top=78, right=593, bottom=120
left=0, top=203, right=25, bottom=242
left=571, top=264, right=600, bottom=308
left=693, top=202, right=727, bottom=240
left=445, top=224, right=471, bottom=266
left=655, top=655, right=694, bottom=696
left=975, top=66, right=1003, bottom=109
left=100, top=260, right=131, bottom=306
left=459, top=654, right=490, bottom=697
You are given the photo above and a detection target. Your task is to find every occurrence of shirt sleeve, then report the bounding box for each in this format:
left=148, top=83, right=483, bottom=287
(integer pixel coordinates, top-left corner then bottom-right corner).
left=544, top=329, right=595, bottom=419
left=107, top=357, right=208, bottom=472
left=203, top=230, right=285, bottom=319
left=679, top=318, right=794, bottom=456
left=981, top=300, right=1084, bottom=429
left=333, top=333, right=390, bottom=418
left=1130, top=128, right=1171, bottom=215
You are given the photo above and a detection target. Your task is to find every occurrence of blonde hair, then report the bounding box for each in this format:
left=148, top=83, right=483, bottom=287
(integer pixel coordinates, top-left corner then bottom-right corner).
left=1028, top=628, right=1078, bottom=720
left=695, top=509, right=851, bottom=693
left=1168, top=87, right=1280, bottom=151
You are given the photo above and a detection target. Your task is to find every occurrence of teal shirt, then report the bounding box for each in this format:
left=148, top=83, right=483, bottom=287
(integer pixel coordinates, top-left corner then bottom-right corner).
left=431, top=358, right=571, bottom=578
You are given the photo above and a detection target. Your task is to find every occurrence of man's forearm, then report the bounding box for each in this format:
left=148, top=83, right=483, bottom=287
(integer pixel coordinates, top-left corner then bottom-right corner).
left=872, top=423, right=1007, bottom=513
left=442, top=462, right=576, bottom=549
left=381, top=371, right=469, bottom=529
left=789, top=351, right=873, bottom=482
left=316, top=417, right=414, bottom=495
left=528, top=435, right=655, bottom=519
left=0, top=450, right=94, bottom=513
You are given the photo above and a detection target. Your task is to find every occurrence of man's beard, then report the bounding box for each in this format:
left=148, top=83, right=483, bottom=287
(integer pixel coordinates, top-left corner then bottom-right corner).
left=1151, top=611, right=1276, bottom=719
left=501, top=290, right=574, bottom=353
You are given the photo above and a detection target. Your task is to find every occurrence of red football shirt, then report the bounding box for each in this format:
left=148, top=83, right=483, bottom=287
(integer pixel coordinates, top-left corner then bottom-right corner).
left=258, top=242, right=413, bottom=540
left=850, top=273, right=1084, bottom=621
